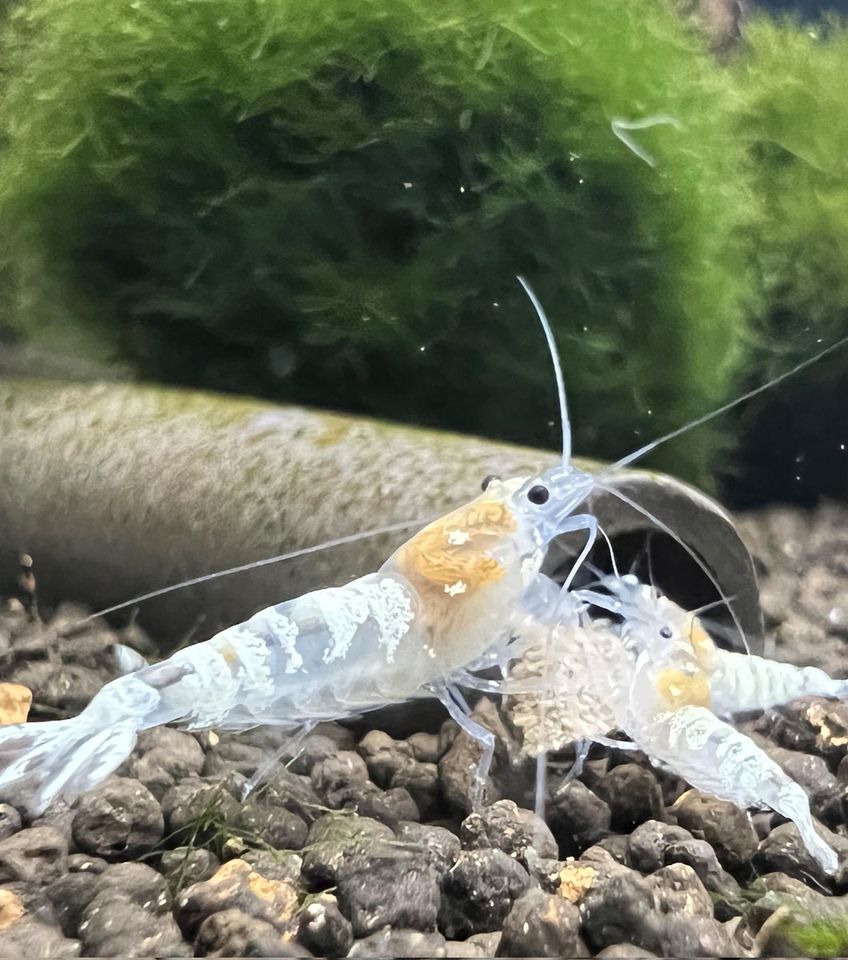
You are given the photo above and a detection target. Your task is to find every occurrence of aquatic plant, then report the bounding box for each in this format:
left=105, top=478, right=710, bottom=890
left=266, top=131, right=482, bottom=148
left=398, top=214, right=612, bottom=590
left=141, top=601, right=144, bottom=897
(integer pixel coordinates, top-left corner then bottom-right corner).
left=727, top=15, right=848, bottom=503
left=0, top=0, right=755, bottom=484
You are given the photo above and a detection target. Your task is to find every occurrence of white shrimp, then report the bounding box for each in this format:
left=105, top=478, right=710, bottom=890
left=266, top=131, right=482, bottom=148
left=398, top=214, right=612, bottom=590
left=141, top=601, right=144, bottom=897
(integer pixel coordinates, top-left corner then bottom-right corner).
left=1, top=281, right=845, bottom=820
left=574, top=575, right=847, bottom=874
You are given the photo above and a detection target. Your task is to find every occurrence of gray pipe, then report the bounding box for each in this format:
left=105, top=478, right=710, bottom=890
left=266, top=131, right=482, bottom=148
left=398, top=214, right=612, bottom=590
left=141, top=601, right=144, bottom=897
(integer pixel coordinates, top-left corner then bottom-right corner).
left=0, top=380, right=762, bottom=652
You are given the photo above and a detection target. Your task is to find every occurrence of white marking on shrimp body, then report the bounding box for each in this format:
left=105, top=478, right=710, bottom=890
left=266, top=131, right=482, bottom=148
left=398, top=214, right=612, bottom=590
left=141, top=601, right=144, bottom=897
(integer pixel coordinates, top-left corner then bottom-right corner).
left=230, top=627, right=276, bottom=700
left=262, top=610, right=303, bottom=673
left=445, top=580, right=467, bottom=596
left=447, top=529, right=471, bottom=545
left=371, top=577, right=414, bottom=664
left=176, top=648, right=240, bottom=727
left=315, top=590, right=371, bottom=664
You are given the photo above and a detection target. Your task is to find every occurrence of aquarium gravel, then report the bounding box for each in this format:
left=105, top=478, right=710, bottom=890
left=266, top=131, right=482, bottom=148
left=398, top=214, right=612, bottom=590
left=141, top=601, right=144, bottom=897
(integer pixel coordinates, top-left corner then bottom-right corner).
left=0, top=500, right=846, bottom=958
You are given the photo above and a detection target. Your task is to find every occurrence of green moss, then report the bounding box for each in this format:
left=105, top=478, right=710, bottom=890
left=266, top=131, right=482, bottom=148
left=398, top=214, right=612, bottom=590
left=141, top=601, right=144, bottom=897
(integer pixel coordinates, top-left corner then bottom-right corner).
left=727, top=15, right=848, bottom=503
left=0, top=0, right=758, bottom=485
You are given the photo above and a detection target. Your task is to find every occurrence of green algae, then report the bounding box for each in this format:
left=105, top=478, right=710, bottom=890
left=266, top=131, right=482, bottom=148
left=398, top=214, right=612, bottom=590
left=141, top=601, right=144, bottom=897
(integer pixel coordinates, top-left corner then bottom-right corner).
left=0, top=0, right=756, bottom=487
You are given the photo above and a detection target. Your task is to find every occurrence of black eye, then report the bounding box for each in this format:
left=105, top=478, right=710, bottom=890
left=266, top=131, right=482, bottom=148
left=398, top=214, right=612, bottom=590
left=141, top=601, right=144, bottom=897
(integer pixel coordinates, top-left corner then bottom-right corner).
left=481, top=474, right=500, bottom=491
left=527, top=484, right=549, bottom=505
left=659, top=626, right=673, bottom=640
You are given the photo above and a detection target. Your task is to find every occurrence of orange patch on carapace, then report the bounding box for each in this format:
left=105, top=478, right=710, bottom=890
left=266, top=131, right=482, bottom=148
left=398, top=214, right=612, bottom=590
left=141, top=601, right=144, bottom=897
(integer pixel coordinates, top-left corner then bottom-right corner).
left=396, top=496, right=516, bottom=596
left=656, top=667, right=712, bottom=710
left=219, top=645, right=238, bottom=665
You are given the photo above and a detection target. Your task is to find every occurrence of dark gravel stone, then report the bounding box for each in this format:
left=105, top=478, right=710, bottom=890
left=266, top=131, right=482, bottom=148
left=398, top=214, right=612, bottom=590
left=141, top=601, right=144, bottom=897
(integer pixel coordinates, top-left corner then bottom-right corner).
left=522, top=848, right=566, bottom=893
left=760, top=697, right=848, bottom=762
left=46, top=873, right=102, bottom=937
left=202, top=740, right=269, bottom=779
left=235, top=801, right=309, bottom=850
left=391, top=761, right=441, bottom=819
left=580, top=867, right=657, bottom=952
left=351, top=782, right=420, bottom=826
left=496, top=887, right=586, bottom=957
left=588, top=764, right=663, bottom=832
left=195, top=909, right=304, bottom=958
left=752, top=820, right=843, bottom=888
left=592, top=835, right=630, bottom=866
left=347, top=928, right=447, bottom=958
left=439, top=849, right=530, bottom=939
left=160, top=779, right=240, bottom=839
left=93, top=861, right=172, bottom=913
left=358, top=730, right=415, bottom=787
left=300, top=814, right=394, bottom=889
left=582, top=861, right=738, bottom=957
left=71, top=777, right=163, bottom=860
left=67, top=853, right=107, bottom=874
left=0, top=918, right=80, bottom=958
left=775, top=748, right=847, bottom=827
left=241, top=849, right=303, bottom=885
left=664, top=838, right=741, bottom=901
left=296, top=893, right=354, bottom=957
left=288, top=735, right=342, bottom=775
left=626, top=820, right=693, bottom=874
left=0, top=803, right=22, bottom=841
left=0, top=825, right=67, bottom=884
left=256, top=768, right=323, bottom=824
left=672, top=791, right=759, bottom=874
left=310, top=751, right=370, bottom=806
left=176, top=858, right=299, bottom=938
left=161, top=846, right=221, bottom=888
left=337, top=847, right=441, bottom=936
left=121, top=727, right=205, bottom=799
left=78, top=899, right=190, bottom=957
left=8, top=660, right=106, bottom=715
left=461, top=800, right=557, bottom=863
left=395, top=822, right=461, bottom=876
left=547, top=781, right=612, bottom=858
left=646, top=862, right=713, bottom=918
left=407, top=732, right=443, bottom=764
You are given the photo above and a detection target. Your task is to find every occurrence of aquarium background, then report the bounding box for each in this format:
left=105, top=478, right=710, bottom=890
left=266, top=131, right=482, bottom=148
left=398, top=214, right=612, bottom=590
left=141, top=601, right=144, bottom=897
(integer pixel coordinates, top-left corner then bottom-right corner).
left=0, top=0, right=846, bottom=504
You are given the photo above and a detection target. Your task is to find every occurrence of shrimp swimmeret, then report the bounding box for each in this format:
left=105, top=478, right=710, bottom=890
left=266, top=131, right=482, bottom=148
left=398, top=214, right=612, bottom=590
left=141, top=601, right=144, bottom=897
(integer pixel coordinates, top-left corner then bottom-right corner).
left=0, top=279, right=845, bottom=825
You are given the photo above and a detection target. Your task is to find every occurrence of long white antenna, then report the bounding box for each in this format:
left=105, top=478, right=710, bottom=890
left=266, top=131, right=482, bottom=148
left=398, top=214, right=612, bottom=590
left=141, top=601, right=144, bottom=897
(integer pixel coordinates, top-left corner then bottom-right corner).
left=75, top=517, right=429, bottom=625
left=608, top=333, right=848, bottom=473
left=517, top=275, right=572, bottom=464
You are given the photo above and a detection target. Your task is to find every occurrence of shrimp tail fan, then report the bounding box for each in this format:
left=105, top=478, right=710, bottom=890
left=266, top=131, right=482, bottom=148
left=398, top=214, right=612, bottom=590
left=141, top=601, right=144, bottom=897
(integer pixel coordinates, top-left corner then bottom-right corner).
left=0, top=713, right=139, bottom=814
left=0, top=677, right=162, bottom=814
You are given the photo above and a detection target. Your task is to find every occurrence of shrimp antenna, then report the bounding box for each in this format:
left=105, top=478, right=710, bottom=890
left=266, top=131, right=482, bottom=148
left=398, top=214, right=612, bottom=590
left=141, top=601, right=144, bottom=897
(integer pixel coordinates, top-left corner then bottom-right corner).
left=607, top=333, right=848, bottom=473
left=517, top=276, right=572, bottom=464
left=75, top=517, right=431, bottom=625
left=595, top=480, right=751, bottom=656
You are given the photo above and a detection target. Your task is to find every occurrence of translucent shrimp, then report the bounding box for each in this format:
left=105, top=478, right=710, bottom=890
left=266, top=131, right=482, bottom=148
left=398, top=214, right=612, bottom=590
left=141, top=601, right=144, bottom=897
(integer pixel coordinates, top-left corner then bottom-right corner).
left=0, top=467, right=605, bottom=814
left=2, top=281, right=845, bottom=819
left=577, top=575, right=845, bottom=875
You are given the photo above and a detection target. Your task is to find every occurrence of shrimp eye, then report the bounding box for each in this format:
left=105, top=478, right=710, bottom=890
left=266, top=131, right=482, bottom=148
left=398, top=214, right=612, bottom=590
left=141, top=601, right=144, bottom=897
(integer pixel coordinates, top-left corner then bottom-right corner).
left=481, top=474, right=500, bottom=491
left=659, top=626, right=673, bottom=640
left=527, top=484, right=550, bottom=505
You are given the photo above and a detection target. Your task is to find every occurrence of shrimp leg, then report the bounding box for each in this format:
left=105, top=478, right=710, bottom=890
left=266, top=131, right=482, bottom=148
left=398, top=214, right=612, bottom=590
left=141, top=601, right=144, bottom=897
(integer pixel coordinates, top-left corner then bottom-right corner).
left=430, top=680, right=495, bottom=810
left=242, top=720, right=318, bottom=798
left=633, top=705, right=839, bottom=874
